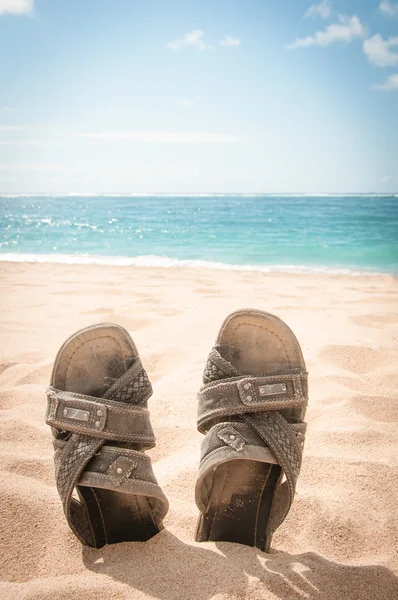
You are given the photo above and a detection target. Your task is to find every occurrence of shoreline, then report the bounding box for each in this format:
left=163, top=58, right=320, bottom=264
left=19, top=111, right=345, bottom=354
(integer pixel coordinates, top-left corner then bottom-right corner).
left=0, top=255, right=396, bottom=278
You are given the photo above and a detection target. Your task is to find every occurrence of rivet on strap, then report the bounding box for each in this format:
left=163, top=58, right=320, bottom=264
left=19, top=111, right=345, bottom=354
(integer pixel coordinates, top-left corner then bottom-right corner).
left=217, top=425, right=246, bottom=452
left=107, top=456, right=137, bottom=486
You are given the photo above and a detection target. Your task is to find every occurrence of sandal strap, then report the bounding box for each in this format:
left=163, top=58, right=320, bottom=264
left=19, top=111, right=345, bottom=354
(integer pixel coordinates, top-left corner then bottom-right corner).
left=54, top=433, right=104, bottom=546
left=243, top=412, right=303, bottom=531
left=198, top=420, right=306, bottom=466
left=46, top=387, right=155, bottom=446
left=47, top=356, right=159, bottom=547
left=196, top=346, right=309, bottom=550
left=197, top=370, right=308, bottom=433
left=78, top=445, right=168, bottom=519
left=53, top=435, right=169, bottom=546
left=103, top=356, right=152, bottom=404
left=46, top=354, right=155, bottom=446
left=196, top=414, right=306, bottom=539
left=203, top=346, right=240, bottom=383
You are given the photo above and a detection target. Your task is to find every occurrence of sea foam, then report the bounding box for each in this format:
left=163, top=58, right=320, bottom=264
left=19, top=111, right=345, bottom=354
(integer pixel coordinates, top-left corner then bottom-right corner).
left=0, top=252, right=389, bottom=276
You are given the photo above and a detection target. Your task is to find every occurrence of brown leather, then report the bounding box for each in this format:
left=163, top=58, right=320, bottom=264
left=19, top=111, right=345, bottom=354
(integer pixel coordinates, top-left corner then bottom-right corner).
left=46, top=324, right=168, bottom=547
left=195, top=310, right=308, bottom=551
left=197, top=370, right=308, bottom=432
left=46, top=386, right=156, bottom=446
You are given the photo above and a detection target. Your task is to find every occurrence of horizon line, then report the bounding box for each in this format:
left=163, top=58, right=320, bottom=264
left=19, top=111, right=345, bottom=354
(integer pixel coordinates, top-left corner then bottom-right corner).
left=0, top=192, right=397, bottom=197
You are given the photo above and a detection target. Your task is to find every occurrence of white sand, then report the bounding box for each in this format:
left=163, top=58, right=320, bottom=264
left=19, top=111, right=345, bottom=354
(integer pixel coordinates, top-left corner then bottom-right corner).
left=0, top=262, right=397, bottom=599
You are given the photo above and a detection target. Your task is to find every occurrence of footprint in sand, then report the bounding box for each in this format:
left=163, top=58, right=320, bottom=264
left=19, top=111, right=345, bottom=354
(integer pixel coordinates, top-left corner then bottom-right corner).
left=6, top=457, right=53, bottom=486
left=142, top=346, right=194, bottom=383
left=0, top=360, right=52, bottom=387
left=11, top=282, right=44, bottom=288
left=0, top=486, right=58, bottom=583
left=193, top=287, right=229, bottom=298
left=110, top=316, right=156, bottom=330
left=82, top=307, right=112, bottom=315
left=275, top=305, right=326, bottom=311
left=0, top=389, right=33, bottom=410
left=1, top=419, right=47, bottom=444
left=0, top=362, right=17, bottom=377
left=347, top=295, right=398, bottom=305
left=80, top=312, right=157, bottom=331
left=350, top=313, right=398, bottom=328
left=317, top=375, right=371, bottom=394
left=135, top=297, right=162, bottom=305
left=193, top=286, right=219, bottom=294
left=52, top=288, right=120, bottom=296
left=349, top=394, right=398, bottom=423
left=320, top=345, right=387, bottom=374
left=17, top=363, right=53, bottom=385
left=157, top=307, right=183, bottom=317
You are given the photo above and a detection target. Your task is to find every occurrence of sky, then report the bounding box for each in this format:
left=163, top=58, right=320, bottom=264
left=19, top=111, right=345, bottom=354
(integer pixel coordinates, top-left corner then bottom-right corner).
left=0, top=0, right=397, bottom=194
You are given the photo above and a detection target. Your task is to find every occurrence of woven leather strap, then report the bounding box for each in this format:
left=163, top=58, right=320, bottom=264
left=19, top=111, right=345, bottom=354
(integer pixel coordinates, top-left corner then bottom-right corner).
left=197, top=348, right=308, bottom=545
left=47, top=357, right=162, bottom=546
left=243, top=412, right=304, bottom=534
left=53, top=434, right=103, bottom=545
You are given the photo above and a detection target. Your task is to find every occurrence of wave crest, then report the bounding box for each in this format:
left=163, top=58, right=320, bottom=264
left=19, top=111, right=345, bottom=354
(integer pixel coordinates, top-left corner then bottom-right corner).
left=0, top=253, right=390, bottom=276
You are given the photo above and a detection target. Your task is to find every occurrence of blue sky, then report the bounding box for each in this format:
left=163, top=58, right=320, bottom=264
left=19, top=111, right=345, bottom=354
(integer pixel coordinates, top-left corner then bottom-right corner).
left=0, top=0, right=397, bottom=194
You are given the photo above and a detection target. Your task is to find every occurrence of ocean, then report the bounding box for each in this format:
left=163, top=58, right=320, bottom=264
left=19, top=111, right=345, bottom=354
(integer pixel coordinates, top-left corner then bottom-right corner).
left=0, top=194, right=397, bottom=275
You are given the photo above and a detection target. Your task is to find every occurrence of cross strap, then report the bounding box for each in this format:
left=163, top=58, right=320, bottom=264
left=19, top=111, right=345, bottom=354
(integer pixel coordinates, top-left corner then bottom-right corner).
left=47, top=355, right=161, bottom=547
left=198, top=420, right=306, bottom=467
left=197, top=350, right=309, bottom=547
left=243, top=412, right=304, bottom=532
left=79, top=445, right=169, bottom=517
left=53, top=433, right=103, bottom=545
left=103, top=355, right=152, bottom=404
left=203, top=346, right=240, bottom=383
left=52, top=437, right=168, bottom=546
left=197, top=370, right=308, bottom=433
left=196, top=413, right=307, bottom=541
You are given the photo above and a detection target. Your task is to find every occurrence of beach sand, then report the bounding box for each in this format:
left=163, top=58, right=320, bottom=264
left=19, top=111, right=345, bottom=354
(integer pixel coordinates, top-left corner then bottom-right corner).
left=0, top=261, right=397, bottom=600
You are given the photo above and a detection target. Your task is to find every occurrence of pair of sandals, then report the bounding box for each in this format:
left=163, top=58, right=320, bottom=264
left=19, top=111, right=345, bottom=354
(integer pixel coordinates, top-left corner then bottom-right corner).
left=45, top=309, right=308, bottom=552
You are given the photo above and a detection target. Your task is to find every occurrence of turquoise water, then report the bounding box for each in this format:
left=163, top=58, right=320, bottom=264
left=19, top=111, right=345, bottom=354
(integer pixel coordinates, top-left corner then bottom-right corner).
left=0, top=195, right=397, bottom=274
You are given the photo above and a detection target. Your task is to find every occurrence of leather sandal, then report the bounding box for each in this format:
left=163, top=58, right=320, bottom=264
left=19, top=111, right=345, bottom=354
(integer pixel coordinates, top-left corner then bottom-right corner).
left=45, top=323, right=168, bottom=548
left=195, top=309, right=308, bottom=551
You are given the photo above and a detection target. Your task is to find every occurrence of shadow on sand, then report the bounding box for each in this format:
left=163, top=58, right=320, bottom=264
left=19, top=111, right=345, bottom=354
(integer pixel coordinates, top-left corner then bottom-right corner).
left=83, top=530, right=398, bottom=600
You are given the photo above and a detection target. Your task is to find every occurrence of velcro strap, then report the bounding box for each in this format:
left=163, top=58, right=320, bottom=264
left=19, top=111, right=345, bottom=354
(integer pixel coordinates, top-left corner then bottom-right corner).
left=197, top=371, right=308, bottom=433
left=46, top=387, right=155, bottom=446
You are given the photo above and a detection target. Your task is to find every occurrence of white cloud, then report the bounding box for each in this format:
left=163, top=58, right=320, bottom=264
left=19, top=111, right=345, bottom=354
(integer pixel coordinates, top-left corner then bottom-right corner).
left=0, top=139, right=71, bottom=146
left=177, top=97, right=203, bottom=108
left=0, top=125, right=26, bottom=131
left=286, top=15, right=366, bottom=49
left=167, top=30, right=214, bottom=52
left=380, top=175, right=391, bottom=182
left=305, top=1, right=332, bottom=19
left=379, top=1, right=398, bottom=17
left=219, top=36, right=241, bottom=47
left=76, top=132, right=244, bottom=143
left=0, top=163, right=64, bottom=172
left=0, top=0, right=33, bottom=15
left=374, top=73, right=398, bottom=90
left=363, top=34, right=398, bottom=67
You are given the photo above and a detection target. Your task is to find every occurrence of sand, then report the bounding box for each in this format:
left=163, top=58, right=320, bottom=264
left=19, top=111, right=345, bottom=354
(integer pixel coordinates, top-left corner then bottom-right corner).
left=0, top=261, right=397, bottom=600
